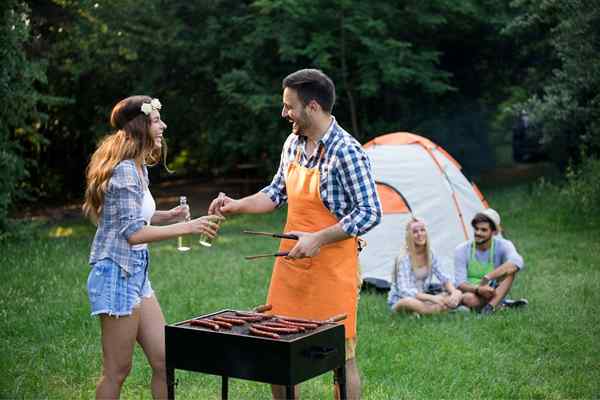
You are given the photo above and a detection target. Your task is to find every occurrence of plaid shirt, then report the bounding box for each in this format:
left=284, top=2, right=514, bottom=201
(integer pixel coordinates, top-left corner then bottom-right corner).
left=89, top=159, right=148, bottom=274
left=261, top=117, right=382, bottom=236
left=387, top=252, right=450, bottom=307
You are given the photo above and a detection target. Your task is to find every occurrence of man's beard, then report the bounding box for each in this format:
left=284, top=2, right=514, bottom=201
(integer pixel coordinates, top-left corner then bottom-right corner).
left=475, top=235, right=491, bottom=245
left=291, top=111, right=311, bottom=136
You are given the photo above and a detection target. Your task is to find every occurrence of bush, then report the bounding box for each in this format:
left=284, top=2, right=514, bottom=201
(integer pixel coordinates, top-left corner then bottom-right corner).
left=0, top=146, right=26, bottom=232
left=560, top=156, right=600, bottom=217
left=533, top=155, right=600, bottom=224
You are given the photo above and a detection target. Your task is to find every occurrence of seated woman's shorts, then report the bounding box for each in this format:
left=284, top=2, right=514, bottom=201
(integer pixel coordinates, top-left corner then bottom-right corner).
left=87, top=249, right=153, bottom=317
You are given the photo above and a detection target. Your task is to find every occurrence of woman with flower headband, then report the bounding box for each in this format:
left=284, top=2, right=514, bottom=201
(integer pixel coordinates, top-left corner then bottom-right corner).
left=83, top=95, right=223, bottom=398
left=388, top=217, right=463, bottom=316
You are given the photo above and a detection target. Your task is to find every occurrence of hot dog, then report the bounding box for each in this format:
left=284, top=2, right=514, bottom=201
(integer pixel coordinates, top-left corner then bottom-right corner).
left=275, top=319, right=318, bottom=329
left=209, top=319, right=233, bottom=329
left=273, top=315, right=322, bottom=325
left=251, top=324, right=300, bottom=334
left=213, top=316, right=246, bottom=325
left=189, top=319, right=220, bottom=330
left=233, top=312, right=273, bottom=320
left=248, top=326, right=280, bottom=339
left=226, top=314, right=264, bottom=322
left=261, top=321, right=306, bottom=332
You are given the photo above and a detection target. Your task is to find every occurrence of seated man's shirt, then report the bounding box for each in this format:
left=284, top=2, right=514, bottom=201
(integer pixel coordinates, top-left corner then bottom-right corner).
left=454, top=236, right=524, bottom=287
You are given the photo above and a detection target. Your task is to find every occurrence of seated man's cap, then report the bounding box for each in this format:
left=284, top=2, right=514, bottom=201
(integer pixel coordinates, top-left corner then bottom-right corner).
left=482, top=208, right=501, bottom=231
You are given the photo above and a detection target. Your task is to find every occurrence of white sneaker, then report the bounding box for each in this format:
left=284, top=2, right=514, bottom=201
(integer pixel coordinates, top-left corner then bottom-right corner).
left=450, top=305, right=471, bottom=313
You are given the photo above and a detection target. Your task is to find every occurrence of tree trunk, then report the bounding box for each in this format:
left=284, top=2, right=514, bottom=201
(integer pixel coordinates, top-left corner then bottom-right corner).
left=340, top=12, right=360, bottom=138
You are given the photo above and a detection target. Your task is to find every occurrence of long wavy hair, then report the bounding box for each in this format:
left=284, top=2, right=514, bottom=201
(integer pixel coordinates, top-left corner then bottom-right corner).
left=82, top=95, right=168, bottom=222
left=405, top=217, right=431, bottom=270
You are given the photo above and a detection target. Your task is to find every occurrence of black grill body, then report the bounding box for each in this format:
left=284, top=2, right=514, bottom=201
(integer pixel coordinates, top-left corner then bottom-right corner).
left=165, top=309, right=347, bottom=399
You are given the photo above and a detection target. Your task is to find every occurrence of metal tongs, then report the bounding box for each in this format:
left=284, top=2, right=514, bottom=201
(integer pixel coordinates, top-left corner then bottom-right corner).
left=243, top=230, right=298, bottom=260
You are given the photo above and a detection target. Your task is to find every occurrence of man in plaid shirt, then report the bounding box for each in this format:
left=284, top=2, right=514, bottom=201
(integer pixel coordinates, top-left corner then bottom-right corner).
left=209, top=69, right=381, bottom=399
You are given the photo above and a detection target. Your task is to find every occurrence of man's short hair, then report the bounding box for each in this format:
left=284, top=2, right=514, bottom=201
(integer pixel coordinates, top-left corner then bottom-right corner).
left=471, top=213, right=498, bottom=231
left=282, top=69, right=335, bottom=113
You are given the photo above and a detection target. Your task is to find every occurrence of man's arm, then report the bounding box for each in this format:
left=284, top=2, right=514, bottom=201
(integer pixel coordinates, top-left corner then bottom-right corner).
left=335, top=146, right=382, bottom=236
left=287, top=222, right=349, bottom=258
left=480, top=238, right=523, bottom=283
left=209, top=136, right=292, bottom=216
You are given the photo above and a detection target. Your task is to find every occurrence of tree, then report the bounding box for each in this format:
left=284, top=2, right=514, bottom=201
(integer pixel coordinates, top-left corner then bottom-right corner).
left=507, top=0, right=600, bottom=167
left=0, top=1, right=48, bottom=230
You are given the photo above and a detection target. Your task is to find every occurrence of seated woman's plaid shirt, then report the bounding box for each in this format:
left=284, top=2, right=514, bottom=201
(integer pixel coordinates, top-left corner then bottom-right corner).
left=261, top=117, right=382, bottom=236
left=89, top=159, right=148, bottom=274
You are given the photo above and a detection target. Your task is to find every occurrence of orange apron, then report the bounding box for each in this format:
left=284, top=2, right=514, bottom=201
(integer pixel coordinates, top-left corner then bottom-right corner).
left=267, top=146, right=359, bottom=339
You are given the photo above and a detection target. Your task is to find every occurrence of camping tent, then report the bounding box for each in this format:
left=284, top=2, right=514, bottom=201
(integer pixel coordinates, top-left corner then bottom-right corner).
left=359, top=132, right=489, bottom=289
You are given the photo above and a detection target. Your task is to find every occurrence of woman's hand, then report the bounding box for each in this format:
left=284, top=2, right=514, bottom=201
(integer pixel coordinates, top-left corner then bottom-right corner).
left=431, top=294, right=449, bottom=309
left=168, top=204, right=190, bottom=222
left=187, top=215, right=225, bottom=239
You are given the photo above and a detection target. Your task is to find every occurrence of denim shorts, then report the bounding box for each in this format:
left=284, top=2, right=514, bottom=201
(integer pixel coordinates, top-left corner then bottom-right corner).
left=87, top=250, right=154, bottom=317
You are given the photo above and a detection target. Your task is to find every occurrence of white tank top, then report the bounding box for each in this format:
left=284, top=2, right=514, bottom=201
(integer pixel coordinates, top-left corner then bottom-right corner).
left=131, top=188, right=156, bottom=250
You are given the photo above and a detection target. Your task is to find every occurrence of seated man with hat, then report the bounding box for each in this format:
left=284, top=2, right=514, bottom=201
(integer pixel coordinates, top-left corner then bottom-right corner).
left=454, top=208, right=528, bottom=314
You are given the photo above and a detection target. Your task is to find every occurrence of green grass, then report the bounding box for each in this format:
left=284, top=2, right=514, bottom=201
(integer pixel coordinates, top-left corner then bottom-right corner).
left=1, top=185, right=599, bottom=399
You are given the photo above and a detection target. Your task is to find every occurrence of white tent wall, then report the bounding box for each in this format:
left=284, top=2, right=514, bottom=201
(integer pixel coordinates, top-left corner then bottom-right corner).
left=359, top=142, right=486, bottom=288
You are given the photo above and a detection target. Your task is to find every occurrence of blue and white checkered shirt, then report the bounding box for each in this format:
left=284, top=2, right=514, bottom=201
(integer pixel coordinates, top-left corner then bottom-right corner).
left=261, top=117, right=382, bottom=236
left=89, top=159, right=148, bottom=274
left=387, top=252, right=450, bottom=308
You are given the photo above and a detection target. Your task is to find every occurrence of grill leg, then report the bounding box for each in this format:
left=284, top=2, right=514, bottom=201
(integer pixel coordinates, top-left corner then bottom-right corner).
left=166, top=366, right=175, bottom=400
left=285, top=385, right=294, bottom=399
left=221, top=376, right=228, bottom=400
left=334, top=365, right=347, bottom=400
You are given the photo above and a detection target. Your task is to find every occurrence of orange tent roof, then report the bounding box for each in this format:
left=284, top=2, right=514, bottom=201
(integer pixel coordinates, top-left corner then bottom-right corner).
left=363, top=132, right=437, bottom=149
left=363, top=131, right=462, bottom=170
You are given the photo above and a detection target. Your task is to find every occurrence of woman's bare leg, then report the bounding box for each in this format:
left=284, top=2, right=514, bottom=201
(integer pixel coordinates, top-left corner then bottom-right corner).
left=96, top=311, right=140, bottom=399
left=136, top=295, right=168, bottom=399
left=392, top=298, right=445, bottom=315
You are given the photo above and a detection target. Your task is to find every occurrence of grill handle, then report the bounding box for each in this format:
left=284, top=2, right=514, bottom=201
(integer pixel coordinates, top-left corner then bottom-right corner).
left=305, top=346, right=338, bottom=360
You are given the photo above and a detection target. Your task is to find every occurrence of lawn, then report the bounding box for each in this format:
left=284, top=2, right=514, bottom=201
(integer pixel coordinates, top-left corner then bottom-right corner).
left=1, top=184, right=599, bottom=399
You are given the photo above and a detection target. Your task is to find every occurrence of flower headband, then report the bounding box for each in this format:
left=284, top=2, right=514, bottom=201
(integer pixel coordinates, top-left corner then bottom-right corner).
left=140, top=98, right=162, bottom=115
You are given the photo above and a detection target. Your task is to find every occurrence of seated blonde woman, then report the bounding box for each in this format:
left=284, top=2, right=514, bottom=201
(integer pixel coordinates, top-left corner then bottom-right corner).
left=388, top=218, right=463, bottom=315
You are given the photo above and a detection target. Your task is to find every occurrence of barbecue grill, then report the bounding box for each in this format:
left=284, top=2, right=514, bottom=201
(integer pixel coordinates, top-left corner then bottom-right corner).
left=165, top=307, right=347, bottom=399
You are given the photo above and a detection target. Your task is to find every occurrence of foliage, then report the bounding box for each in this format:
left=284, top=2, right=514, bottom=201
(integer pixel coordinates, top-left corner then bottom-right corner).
left=534, top=155, right=600, bottom=220
left=20, top=0, right=524, bottom=203
left=0, top=1, right=49, bottom=230
left=506, top=0, right=600, bottom=167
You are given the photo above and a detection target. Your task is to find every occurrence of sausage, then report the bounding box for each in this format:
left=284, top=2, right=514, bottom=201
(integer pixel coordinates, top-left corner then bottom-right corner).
left=274, top=315, right=322, bottom=325
left=234, top=311, right=275, bottom=320
left=251, top=324, right=300, bottom=334
left=234, top=311, right=262, bottom=318
left=233, top=312, right=273, bottom=321
left=261, top=321, right=306, bottom=332
left=248, top=326, right=280, bottom=339
left=209, top=319, right=233, bottom=329
left=213, top=316, right=246, bottom=325
left=225, top=314, right=264, bottom=322
left=275, top=318, right=319, bottom=330
left=189, top=319, right=220, bottom=330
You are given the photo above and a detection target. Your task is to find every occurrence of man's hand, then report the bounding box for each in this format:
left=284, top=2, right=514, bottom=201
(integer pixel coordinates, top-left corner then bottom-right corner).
left=286, top=231, right=322, bottom=259
left=477, top=285, right=495, bottom=300
left=479, top=274, right=491, bottom=286
left=208, top=193, right=239, bottom=216
left=446, top=291, right=462, bottom=308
